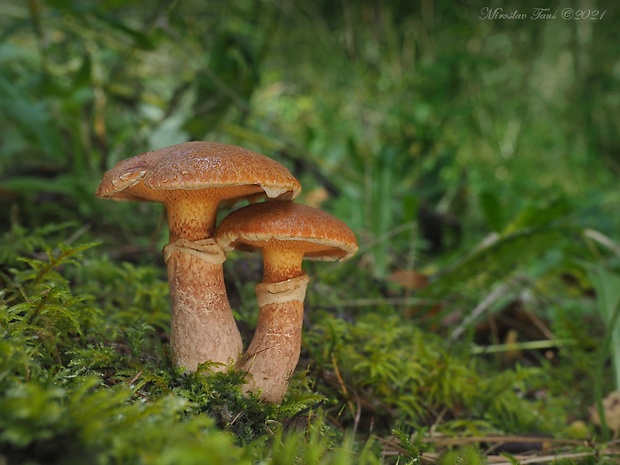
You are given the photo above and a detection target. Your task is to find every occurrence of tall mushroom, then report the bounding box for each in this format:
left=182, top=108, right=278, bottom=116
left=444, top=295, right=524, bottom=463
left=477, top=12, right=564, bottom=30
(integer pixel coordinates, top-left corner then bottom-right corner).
left=96, top=141, right=301, bottom=371
left=216, top=201, right=357, bottom=402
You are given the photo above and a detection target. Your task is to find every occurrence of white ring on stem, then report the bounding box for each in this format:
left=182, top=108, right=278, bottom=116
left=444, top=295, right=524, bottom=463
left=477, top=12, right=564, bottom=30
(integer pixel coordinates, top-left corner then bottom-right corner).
left=255, top=274, right=310, bottom=307
left=163, top=238, right=226, bottom=265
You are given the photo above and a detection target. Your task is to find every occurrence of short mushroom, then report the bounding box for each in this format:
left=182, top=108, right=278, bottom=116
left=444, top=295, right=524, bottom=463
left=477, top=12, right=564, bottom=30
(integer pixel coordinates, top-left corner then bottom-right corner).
left=216, top=201, right=357, bottom=402
left=96, top=141, right=301, bottom=371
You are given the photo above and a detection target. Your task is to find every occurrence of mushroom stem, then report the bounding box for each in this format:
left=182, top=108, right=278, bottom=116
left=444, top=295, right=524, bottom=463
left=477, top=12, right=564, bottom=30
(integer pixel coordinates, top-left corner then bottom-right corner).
left=262, top=246, right=305, bottom=283
left=165, top=196, right=220, bottom=241
left=163, top=198, right=242, bottom=371
left=241, top=274, right=310, bottom=402
left=166, top=244, right=242, bottom=371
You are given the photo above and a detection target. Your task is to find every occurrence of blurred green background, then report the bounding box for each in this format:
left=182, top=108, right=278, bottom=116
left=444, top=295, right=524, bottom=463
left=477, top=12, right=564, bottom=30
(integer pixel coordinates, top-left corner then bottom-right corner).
left=2, top=0, right=618, bottom=267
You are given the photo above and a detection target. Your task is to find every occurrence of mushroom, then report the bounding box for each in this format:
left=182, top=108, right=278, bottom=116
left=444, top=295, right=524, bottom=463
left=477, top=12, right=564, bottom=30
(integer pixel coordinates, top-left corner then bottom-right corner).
left=96, top=141, right=301, bottom=371
left=216, top=201, right=358, bottom=402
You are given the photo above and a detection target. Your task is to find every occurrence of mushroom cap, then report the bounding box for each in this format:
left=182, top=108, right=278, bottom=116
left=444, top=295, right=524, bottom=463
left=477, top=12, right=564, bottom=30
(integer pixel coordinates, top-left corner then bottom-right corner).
left=95, top=141, right=301, bottom=203
left=216, top=201, right=358, bottom=261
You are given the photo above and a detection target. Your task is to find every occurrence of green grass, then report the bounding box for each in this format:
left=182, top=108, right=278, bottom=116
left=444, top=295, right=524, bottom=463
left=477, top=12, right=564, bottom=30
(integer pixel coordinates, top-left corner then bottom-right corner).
left=0, top=220, right=616, bottom=463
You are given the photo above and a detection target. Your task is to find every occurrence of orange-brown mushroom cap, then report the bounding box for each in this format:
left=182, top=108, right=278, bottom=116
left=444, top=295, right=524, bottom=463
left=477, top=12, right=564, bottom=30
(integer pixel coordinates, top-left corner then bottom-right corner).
left=216, top=201, right=358, bottom=261
left=95, top=141, right=301, bottom=203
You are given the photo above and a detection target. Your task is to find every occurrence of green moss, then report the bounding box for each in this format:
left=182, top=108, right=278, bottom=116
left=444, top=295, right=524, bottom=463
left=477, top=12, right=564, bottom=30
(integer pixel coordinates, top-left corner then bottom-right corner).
left=0, top=226, right=372, bottom=463
left=0, top=225, right=611, bottom=463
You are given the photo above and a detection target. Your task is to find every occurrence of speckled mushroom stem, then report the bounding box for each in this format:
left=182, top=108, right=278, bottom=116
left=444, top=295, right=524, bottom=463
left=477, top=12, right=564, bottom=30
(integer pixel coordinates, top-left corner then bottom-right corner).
left=241, top=248, right=309, bottom=402
left=164, top=198, right=242, bottom=371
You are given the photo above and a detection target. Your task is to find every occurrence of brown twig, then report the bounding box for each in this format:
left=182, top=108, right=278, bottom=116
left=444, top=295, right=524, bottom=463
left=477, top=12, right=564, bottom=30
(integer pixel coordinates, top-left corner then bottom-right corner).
left=376, top=433, right=618, bottom=464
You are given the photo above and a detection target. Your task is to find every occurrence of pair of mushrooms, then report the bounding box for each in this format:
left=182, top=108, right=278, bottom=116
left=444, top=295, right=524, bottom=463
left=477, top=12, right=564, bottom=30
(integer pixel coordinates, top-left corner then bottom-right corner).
left=96, top=141, right=357, bottom=402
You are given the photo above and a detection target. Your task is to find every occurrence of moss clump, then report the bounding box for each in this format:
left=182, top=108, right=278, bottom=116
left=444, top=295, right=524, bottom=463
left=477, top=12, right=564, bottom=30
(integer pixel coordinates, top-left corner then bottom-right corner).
left=0, top=225, right=608, bottom=463
left=0, top=225, right=377, bottom=464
